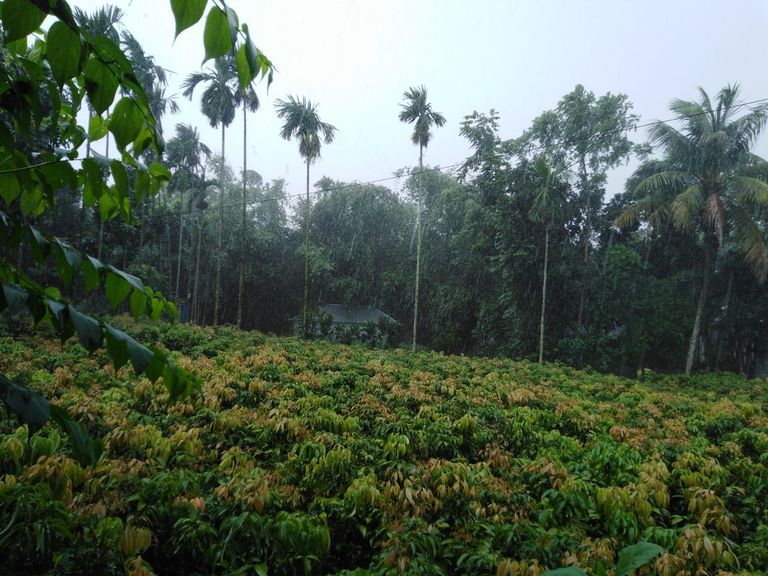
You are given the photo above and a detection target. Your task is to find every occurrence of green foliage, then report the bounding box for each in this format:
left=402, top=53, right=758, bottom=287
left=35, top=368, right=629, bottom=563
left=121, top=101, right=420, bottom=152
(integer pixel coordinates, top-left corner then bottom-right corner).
left=2, top=324, right=766, bottom=573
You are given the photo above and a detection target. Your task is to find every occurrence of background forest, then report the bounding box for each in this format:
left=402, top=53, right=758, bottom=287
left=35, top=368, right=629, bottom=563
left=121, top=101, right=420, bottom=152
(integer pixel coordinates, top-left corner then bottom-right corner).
left=2, top=3, right=767, bottom=380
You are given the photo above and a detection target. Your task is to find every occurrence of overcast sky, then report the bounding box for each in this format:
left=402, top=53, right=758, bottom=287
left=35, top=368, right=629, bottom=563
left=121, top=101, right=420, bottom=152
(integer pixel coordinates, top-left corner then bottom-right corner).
left=76, top=0, right=768, bottom=202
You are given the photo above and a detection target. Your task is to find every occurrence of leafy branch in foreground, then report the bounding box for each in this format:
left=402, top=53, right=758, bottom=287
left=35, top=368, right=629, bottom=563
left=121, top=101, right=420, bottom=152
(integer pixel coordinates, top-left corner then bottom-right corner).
left=0, top=0, right=274, bottom=465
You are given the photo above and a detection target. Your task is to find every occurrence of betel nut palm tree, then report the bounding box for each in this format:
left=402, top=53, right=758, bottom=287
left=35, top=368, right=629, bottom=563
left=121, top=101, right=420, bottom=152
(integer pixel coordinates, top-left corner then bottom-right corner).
left=275, top=95, right=337, bottom=338
left=235, top=84, right=260, bottom=328
left=182, top=57, right=238, bottom=326
left=399, top=85, right=446, bottom=352
left=527, top=158, right=567, bottom=365
left=617, top=84, right=768, bottom=375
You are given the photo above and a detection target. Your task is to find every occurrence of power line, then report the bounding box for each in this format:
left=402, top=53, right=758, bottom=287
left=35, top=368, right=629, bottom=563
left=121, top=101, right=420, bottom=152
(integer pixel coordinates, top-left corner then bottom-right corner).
left=165, top=96, right=768, bottom=212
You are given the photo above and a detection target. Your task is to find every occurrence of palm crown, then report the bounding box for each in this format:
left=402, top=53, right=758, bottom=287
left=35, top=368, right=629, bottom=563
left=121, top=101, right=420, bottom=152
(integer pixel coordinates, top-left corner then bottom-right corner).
left=399, top=85, right=446, bottom=149
left=275, top=96, right=337, bottom=163
left=618, top=84, right=768, bottom=281
left=182, top=57, right=238, bottom=130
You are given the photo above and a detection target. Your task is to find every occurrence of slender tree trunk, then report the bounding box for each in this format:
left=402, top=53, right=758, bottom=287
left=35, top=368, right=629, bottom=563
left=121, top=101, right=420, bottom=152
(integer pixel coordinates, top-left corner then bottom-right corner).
left=685, top=241, right=713, bottom=375
left=213, top=125, right=225, bottom=326
left=237, top=107, right=247, bottom=328
left=412, top=145, right=424, bottom=353
left=138, top=199, right=145, bottom=251
left=715, top=269, right=734, bottom=371
left=175, top=189, right=184, bottom=301
left=538, top=221, right=550, bottom=364
left=303, top=159, right=311, bottom=338
left=576, top=155, right=589, bottom=329
left=192, top=218, right=203, bottom=324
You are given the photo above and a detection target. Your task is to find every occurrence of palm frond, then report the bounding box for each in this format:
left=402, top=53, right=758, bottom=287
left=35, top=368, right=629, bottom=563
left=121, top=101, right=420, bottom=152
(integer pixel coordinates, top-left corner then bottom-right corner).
left=731, top=204, right=768, bottom=283
left=671, top=184, right=704, bottom=234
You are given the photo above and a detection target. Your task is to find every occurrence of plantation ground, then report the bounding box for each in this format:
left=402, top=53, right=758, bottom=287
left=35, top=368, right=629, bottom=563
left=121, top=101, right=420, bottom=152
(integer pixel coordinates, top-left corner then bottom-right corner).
left=2, top=319, right=768, bottom=575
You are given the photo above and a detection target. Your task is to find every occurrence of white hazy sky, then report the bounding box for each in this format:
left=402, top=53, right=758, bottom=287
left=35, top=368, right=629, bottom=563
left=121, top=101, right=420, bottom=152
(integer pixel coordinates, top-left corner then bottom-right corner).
left=76, top=0, right=768, bottom=201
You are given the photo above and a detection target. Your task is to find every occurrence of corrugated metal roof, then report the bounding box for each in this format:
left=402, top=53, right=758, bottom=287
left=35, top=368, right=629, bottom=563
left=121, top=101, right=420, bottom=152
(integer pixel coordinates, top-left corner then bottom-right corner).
left=320, top=304, right=395, bottom=325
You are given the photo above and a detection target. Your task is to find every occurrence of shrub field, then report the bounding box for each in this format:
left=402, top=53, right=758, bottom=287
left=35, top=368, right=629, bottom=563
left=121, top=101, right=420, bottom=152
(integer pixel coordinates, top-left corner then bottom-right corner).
left=2, top=319, right=768, bottom=575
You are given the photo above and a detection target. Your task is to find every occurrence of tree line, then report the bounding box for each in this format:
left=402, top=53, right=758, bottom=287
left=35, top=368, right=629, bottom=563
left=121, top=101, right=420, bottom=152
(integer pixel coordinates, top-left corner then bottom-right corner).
left=3, top=4, right=767, bottom=379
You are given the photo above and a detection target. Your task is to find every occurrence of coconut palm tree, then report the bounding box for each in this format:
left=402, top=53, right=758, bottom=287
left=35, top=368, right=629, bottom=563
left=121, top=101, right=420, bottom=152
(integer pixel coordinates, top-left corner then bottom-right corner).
left=182, top=57, right=238, bottom=326
left=235, top=84, right=260, bottom=328
left=617, top=85, right=768, bottom=374
left=399, top=85, right=446, bottom=352
left=275, top=96, right=337, bottom=338
left=527, top=158, right=567, bottom=364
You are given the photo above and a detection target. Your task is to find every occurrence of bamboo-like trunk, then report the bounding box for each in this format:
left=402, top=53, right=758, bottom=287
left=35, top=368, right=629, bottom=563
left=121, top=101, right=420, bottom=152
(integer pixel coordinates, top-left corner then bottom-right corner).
left=192, top=218, right=203, bottom=324
left=213, top=125, right=225, bottom=326
left=685, top=241, right=713, bottom=375
left=237, top=107, right=247, bottom=328
left=175, top=189, right=184, bottom=301
left=576, top=155, right=589, bottom=329
left=538, top=221, right=550, bottom=364
left=412, top=145, right=424, bottom=353
left=303, top=159, right=311, bottom=338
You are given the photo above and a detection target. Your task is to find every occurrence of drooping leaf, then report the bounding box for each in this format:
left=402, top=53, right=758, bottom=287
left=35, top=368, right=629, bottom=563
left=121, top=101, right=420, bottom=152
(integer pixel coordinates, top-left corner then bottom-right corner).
left=1, top=281, right=28, bottom=314
left=130, top=288, right=147, bottom=319
left=46, top=21, right=82, bottom=84
left=2, top=0, right=47, bottom=42
left=615, top=543, right=664, bottom=576
left=171, top=0, right=207, bottom=38
left=49, top=404, right=103, bottom=467
left=0, top=372, right=50, bottom=437
left=203, top=6, right=232, bottom=61
left=84, top=56, right=119, bottom=115
left=109, top=97, right=143, bottom=151
left=0, top=173, right=22, bottom=205
left=68, top=306, right=102, bottom=352
left=105, top=270, right=132, bottom=310
left=88, top=114, right=108, bottom=141
left=104, top=324, right=129, bottom=371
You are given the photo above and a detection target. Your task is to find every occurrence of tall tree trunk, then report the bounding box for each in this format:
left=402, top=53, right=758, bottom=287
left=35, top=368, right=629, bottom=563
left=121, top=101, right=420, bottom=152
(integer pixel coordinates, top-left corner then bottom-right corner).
left=714, top=269, right=734, bottom=371
left=576, top=155, right=589, bottom=329
left=303, top=159, right=311, bottom=338
left=175, top=189, right=184, bottom=301
left=192, top=218, right=203, bottom=324
left=412, top=145, right=424, bottom=353
left=538, top=221, right=550, bottom=364
left=213, top=125, right=225, bottom=326
left=685, top=241, right=713, bottom=375
left=237, top=107, right=247, bottom=328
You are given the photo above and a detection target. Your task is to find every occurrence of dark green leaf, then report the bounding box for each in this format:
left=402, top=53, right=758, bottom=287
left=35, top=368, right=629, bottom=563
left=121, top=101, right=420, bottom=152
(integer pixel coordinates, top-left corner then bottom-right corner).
left=0, top=173, right=21, bottom=205
left=2, top=0, right=46, bottom=42
left=615, top=543, right=664, bottom=576
left=203, top=6, right=232, bottom=61
left=109, top=97, right=143, bottom=151
left=104, top=324, right=129, bottom=371
left=111, top=160, right=129, bottom=200
left=69, top=306, right=102, bottom=352
left=105, top=270, right=131, bottom=310
left=171, top=0, right=207, bottom=38
left=1, top=282, right=28, bottom=315
left=49, top=405, right=103, bottom=467
left=20, top=185, right=44, bottom=216
left=130, top=288, right=147, bottom=319
left=84, top=56, right=119, bottom=115
left=46, top=21, right=82, bottom=84
left=88, top=114, right=108, bottom=141
left=235, top=43, right=251, bottom=88
left=0, top=372, right=50, bottom=436
left=82, top=255, right=103, bottom=293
